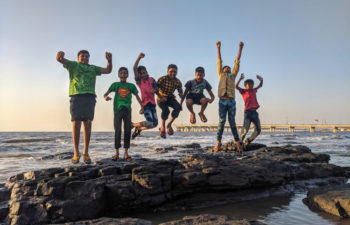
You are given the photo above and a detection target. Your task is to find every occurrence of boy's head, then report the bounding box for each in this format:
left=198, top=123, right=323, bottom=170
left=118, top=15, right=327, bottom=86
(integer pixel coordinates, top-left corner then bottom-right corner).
left=244, top=79, right=254, bottom=89
left=118, top=67, right=129, bottom=83
left=195, top=67, right=205, bottom=82
left=167, top=64, right=177, bottom=79
left=137, top=65, right=149, bottom=81
left=77, top=50, right=90, bottom=64
left=223, top=65, right=231, bottom=73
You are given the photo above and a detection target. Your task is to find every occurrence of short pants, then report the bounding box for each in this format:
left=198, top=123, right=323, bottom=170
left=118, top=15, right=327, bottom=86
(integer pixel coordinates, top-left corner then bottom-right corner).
left=69, top=94, right=96, bottom=122
left=186, top=93, right=205, bottom=105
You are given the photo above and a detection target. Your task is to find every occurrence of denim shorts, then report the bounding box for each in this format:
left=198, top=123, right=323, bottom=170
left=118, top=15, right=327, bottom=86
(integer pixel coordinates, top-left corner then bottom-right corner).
left=144, top=103, right=158, bottom=127
left=69, top=94, right=96, bottom=121
left=186, top=93, right=205, bottom=105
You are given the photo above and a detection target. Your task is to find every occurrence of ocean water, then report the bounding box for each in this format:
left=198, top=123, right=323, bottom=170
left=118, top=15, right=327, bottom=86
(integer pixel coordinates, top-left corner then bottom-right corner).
left=0, top=131, right=350, bottom=224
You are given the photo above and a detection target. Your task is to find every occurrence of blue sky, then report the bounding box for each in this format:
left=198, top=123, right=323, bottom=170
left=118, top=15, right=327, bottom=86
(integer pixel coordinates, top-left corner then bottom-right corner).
left=1, top=0, right=349, bottom=131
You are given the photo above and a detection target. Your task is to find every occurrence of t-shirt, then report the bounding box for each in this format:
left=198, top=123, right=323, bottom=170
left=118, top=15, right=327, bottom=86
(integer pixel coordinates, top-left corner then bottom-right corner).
left=239, top=88, right=260, bottom=111
left=108, top=82, right=138, bottom=113
left=157, top=75, right=183, bottom=97
left=135, top=76, right=157, bottom=106
left=185, top=79, right=212, bottom=95
left=64, top=60, right=102, bottom=96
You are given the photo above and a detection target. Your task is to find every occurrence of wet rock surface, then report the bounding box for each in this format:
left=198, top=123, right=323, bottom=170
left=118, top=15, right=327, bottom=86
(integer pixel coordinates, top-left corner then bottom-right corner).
left=303, top=183, right=350, bottom=218
left=3, top=144, right=349, bottom=224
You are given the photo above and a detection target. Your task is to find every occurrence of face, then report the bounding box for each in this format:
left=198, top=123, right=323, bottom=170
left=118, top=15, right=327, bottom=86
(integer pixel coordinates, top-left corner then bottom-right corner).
left=167, top=68, right=177, bottom=79
left=245, top=82, right=254, bottom=89
left=78, top=53, right=89, bottom=64
left=140, top=69, right=148, bottom=80
left=223, top=66, right=231, bottom=73
left=195, top=72, right=205, bottom=82
left=118, top=70, right=128, bottom=82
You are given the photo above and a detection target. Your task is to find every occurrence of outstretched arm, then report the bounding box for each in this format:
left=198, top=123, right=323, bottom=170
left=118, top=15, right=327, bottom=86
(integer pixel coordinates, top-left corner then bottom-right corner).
left=100, top=52, right=113, bottom=74
left=56, top=51, right=68, bottom=66
left=133, top=52, right=145, bottom=80
left=255, top=75, right=263, bottom=89
left=103, top=90, right=112, bottom=101
left=216, top=41, right=222, bottom=76
left=235, top=73, right=244, bottom=90
left=232, top=42, right=244, bottom=76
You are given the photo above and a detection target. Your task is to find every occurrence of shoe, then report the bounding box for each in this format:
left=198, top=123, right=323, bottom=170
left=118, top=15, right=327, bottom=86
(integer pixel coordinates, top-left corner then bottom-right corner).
left=82, top=154, right=92, bottom=164
left=71, top=155, right=80, bottom=164
left=132, top=127, right=141, bottom=139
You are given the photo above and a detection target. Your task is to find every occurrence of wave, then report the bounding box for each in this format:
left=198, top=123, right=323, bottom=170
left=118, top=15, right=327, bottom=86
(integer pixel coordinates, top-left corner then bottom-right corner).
left=0, top=153, right=33, bottom=158
left=2, top=137, right=56, bottom=143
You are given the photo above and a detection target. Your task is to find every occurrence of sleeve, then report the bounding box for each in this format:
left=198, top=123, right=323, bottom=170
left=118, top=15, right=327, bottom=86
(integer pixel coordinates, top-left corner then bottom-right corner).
left=135, top=76, right=141, bottom=85
left=231, top=59, right=240, bottom=77
left=151, top=78, right=157, bottom=89
left=92, top=65, right=102, bottom=75
left=217, top=59, right=222, bottom=78
left=157, top=76, right=164, bottom=88
left=108, top=83, right=116, bottom=92
left=184, top=80, right=192, bottom=90
left=64, top=60, right=76, bottom=71
left=177, top=79, right=183, bottom=93
left=131, top=84, right=138, bottom=95
left=238, top=88, right=245, bottom=95
left=205, top=80, right=212, bottom=91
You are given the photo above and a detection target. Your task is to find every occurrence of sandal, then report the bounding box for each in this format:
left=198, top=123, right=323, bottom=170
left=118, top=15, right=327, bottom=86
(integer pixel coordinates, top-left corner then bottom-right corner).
left=167, top=126, right=174, bottom=135
left=71, top=154, right=80, bottom=164
left=82, top=153, right=92, bottom=164
left=159, top=128, right=166, bottom=139
left=132, top=127, right=141, bottom=140
left=124, top=155, right=132, bottom=162
left=190, top=113, right=196, bottom=124
left=112, top=154, right=119, bottom=161
left=198, top=112, right=207, bottom=123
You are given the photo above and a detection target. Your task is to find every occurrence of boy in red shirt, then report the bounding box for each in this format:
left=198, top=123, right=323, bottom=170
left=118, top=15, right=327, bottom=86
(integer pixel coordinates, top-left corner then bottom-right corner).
left=235, top=73, right=263, bottom=149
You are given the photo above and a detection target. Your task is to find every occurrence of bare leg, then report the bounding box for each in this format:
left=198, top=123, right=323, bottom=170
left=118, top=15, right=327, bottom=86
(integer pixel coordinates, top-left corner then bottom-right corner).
left=186, top=99, right=196, bottom=124
left=199, top=98, right=208, bottom=114
left=167, top=117, right=176, bottom=129
left=82, top=120, right=92, bottom=155
left=160, top=119, right=166, bottom=133
left=72, top=121, right=82, bottom=157
left=214, top=140, right=221, bottom=152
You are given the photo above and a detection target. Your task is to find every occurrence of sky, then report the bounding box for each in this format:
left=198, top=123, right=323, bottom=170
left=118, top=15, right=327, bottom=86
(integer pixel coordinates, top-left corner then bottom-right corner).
left=0, top=0, right=349, bottom=131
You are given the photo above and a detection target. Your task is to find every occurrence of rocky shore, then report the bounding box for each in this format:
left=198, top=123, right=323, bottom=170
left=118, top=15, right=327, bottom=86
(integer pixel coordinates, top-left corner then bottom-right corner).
left=1, top=143, right=349, bottom=224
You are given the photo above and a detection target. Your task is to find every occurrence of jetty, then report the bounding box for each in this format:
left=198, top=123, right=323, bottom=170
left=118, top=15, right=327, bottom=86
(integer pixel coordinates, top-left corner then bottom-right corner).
left=175, top=124, right=350, bottom=133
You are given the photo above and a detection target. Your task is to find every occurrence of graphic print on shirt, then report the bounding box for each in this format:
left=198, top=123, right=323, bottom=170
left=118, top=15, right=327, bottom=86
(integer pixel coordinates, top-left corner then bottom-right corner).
left=118, top=88, right=130, bottom=99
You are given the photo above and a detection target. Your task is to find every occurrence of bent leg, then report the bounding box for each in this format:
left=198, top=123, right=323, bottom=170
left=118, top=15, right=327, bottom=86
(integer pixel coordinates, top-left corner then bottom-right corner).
left=247, top=112, right=261, bottom=143
left=240, top=111, right=251, bottom=142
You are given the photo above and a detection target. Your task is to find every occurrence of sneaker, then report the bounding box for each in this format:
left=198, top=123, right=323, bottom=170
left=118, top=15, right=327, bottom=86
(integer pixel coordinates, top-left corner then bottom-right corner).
left=132, top=127, right=141, bottom=139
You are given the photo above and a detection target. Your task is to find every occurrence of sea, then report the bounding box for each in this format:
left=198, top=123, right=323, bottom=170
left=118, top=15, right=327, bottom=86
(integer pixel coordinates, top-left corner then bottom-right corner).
left=0, top=131, right=350, bottom=225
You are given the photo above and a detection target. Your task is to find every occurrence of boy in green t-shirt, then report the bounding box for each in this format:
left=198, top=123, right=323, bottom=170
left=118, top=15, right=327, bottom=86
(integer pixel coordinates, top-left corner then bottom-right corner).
left=56, top=50, right=112, bottom=164
left=104, top=67, right=143, bottom=161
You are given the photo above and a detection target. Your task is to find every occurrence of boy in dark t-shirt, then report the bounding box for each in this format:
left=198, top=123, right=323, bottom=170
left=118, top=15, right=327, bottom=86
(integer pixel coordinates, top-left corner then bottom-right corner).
left=235, top=73, right=263, bottom=149
left=180, top=67, right=215, bottom=124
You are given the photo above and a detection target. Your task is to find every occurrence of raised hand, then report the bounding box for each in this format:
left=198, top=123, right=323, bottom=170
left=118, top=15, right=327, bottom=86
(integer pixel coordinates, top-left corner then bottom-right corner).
left=138, top=52, right=145, bottom=58
left=216, top=41, right=221, bottom=48
left=257, top=75, right=263, bottom=81
left=56, top=51, right=65, bottom=61
left=105, top=52, right=112, bottom=62
left=239, top=41, right=244, bottom=48
left=240, top=73, right=245, bottom=80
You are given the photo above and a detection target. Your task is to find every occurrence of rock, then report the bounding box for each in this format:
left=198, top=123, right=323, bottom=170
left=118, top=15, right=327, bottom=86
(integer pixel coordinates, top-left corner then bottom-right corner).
left=4, top=144, right=349, bottom=224
left=204, top=142, right=266, bottom=152
left=159, top=214, right=263, bottom=225
left=51, top=217, right=152, bottom=225
left=303, top=183, right=350, bottom=218
left=40, top=152, right=74, bottom=160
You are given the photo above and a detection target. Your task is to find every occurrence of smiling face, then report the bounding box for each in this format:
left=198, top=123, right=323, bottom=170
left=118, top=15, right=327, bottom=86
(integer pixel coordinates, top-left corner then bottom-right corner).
left=118, top=69, right=129, bottom=83
left=78, top=53, right=90, bottom=64
left=139, top=69, right=149, bottom=81
left=195, top=71, right=205, bottom=83
left=167, top=68, right=177, bottom=79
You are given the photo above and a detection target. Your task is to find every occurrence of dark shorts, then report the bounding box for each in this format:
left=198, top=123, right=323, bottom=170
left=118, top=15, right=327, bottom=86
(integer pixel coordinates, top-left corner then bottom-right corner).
left=186, top=93, right=205, bottom=105
left=70, top=94, right=96, bottom=122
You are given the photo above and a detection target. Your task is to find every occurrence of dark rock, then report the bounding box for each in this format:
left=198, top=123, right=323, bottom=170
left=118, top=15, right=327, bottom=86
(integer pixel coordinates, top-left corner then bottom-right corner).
left=303, top=183, right=350, bottom=218
left=51, top=217, right=152, bottom=225
left=204, top=142, right=266, bottom=152
left=40, top=152, right=74, bottom=160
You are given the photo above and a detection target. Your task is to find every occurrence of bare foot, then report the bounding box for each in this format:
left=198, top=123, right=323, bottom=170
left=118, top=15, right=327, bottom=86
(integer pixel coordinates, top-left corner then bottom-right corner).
left=167, top=124, right=174, bottom=135
left=214, top=141, right=221, bottom=152
left=190, top=113, right=196, bottom=124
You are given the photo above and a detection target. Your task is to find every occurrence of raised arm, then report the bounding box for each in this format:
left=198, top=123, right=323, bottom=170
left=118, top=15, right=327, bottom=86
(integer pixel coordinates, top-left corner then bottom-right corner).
left=100, top=52, right=113, bottom=74
left=235, top=73, right=244, bottom=90
left=133, top=52, right=145, bottom=80
left=232, top=42, right=244, bottom=76
left=216, top=41, right=222, bottom=76
left=56, top=51, right=68, bottom=66
left=255, top=75, right=263, bottom=89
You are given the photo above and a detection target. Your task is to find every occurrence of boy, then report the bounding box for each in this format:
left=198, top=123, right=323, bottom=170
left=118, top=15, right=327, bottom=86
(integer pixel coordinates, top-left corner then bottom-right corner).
left=157, top=64, right=184, bottom=138
left=104, top=67, right=143, bottom=161
left=56, top=50, right=112, bottom=164
left=180, top=67, right=215, bottom=123
left=236, top=73, right=263, bottom=148
left=131, top=52, right=158, bottom=139
left=214, top=41, right=244, bottom=153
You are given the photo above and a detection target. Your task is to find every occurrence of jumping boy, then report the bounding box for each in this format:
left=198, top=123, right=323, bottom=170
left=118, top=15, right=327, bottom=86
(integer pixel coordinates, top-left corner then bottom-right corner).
left=180, top=67, right=215, bottom=123
left=214, top=41, right=244, bottom=153
left=236, top=73, right=263, bottom=148
left=104, top=67, right=143, bottom=161
left=56, top=50, right=112, bottom=164
left=157, top=64, right=184, bottom=138
left=131, top=52, right=158, bottom=139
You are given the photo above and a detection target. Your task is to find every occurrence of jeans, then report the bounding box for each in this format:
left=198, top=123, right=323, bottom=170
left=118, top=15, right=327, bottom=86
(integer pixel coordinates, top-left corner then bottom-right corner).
left=240, top=110, right=261, bottom=143
left=144, top=103, right=158, bottom=127
left=217, top=99, right=239, bottom=141
left=114, top=107, right=131, bottom=149
left=158, top=97, right=181, bottom=120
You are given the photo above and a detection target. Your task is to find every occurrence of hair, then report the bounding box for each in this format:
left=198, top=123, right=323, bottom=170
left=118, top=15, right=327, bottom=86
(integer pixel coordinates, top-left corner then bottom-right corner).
left=118, top=67, right=128, bottom=74
left=77, top=50, right=90, bottom=57
left=223, top=65, right=230, bottom=71
left=195, top=66, right=205, bottom=73
left=167, top=64, right=178, bottom=70
left=137, top=65, right=147, bottom=74
left=244, top=79, right=254, bottom=86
